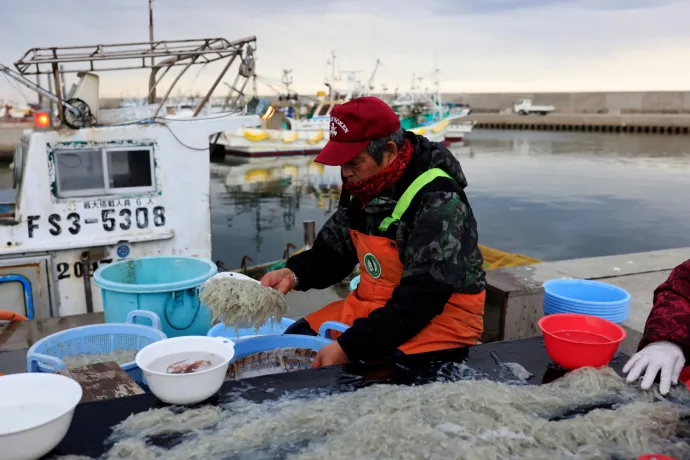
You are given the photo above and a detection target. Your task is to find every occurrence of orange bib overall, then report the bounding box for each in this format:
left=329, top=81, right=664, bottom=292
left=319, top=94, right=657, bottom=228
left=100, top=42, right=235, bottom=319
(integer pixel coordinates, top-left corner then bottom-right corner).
left=305, top=168, right=485, bottom=355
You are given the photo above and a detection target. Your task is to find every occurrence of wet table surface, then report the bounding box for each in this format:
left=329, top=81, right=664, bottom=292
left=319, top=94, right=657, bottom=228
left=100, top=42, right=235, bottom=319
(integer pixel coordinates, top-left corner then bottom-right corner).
left=46, top=336, right=630, bottom=459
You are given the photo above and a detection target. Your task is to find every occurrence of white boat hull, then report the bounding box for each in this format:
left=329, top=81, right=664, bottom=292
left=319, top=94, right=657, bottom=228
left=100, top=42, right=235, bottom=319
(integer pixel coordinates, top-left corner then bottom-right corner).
left=444, top=121, right=476, bottom=143
left=1, top=114, right=261, bottom=319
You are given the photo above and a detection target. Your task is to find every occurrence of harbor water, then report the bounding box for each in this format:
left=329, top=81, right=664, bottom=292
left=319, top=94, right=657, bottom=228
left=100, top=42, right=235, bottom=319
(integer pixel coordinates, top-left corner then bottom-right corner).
left=210, top=130, right=690, bottom=266
left=2, top=130, right=688, bottom=268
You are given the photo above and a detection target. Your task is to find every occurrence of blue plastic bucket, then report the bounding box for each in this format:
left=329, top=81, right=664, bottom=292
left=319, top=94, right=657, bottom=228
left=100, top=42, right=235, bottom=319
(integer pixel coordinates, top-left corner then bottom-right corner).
left=26, top=310, right=167, bottom=384
left=93, top=256, right=218, bottom=338
left=231, top=321, right=350, bottom=361
left=207, top=318, right=296, bottom=341
left=543, top=279, right=630, bottom=324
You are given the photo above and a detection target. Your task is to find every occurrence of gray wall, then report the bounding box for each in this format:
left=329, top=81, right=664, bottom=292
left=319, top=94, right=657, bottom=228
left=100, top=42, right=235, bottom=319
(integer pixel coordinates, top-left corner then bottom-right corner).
left=443, top=91, right=690, bottom=114
left=98, top=91, right=690, bottom=114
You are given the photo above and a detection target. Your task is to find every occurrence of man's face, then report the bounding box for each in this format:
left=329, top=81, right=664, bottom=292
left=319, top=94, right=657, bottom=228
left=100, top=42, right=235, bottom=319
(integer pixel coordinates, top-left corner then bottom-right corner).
left=340, top=141, right=398, bottom=183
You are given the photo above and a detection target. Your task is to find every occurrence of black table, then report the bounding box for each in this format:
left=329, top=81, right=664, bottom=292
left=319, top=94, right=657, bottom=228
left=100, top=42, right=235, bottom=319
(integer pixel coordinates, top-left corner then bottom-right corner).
left=47, top=336, right=629, bottom=458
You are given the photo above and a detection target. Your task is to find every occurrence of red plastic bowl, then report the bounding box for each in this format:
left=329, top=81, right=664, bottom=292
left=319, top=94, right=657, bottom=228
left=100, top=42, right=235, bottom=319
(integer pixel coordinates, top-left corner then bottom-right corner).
left=637, top=455, right=678, bottom=460
left=538, top=313, right=626, bottom=370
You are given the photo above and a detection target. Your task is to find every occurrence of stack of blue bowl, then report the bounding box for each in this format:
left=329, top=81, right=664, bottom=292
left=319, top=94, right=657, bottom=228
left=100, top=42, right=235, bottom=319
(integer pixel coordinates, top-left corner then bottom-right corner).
left=543, top=278, right=631, bottom=324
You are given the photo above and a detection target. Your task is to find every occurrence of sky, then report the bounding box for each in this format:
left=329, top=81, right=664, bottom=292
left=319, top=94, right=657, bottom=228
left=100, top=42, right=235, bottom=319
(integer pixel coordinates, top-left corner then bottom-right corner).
left=2, top=0, right=690, bottom=103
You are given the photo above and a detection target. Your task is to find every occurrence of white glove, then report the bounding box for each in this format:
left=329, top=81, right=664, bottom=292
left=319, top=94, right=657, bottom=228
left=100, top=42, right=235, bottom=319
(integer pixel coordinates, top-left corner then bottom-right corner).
left=623, top=341, right=685, bottom=395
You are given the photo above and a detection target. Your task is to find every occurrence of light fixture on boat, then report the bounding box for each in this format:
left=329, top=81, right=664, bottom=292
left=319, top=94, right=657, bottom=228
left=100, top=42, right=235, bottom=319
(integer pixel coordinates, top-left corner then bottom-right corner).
left=33, top=111, right=52, bottom=130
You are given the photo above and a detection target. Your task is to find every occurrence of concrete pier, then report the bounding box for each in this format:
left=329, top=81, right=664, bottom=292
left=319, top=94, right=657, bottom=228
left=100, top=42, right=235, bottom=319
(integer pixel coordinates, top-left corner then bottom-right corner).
left=456, top=113, right=690, bottom=135
left=484, top=247, right=690, bottom=356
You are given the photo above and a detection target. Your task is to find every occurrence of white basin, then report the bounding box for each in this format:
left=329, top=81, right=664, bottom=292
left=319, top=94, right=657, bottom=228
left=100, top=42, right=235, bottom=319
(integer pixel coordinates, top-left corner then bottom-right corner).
left=0, top=373, right=83, bottom=460
left=136, top=336, right=235, bottom=405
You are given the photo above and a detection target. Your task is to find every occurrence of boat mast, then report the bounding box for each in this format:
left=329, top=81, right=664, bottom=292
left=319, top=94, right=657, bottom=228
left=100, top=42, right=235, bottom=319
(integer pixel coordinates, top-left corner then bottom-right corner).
left=148, top=0, right=156, bottom=103
left=281, top=69, right=293, bottom=96
left=367, top=59, right=380, bottom=95
left=434, top=65, right=442, bottom=120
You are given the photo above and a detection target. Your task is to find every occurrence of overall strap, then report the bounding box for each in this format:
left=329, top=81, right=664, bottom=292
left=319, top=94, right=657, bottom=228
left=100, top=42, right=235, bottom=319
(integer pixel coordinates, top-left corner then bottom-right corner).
left=378, top=168, right=454, bottom=232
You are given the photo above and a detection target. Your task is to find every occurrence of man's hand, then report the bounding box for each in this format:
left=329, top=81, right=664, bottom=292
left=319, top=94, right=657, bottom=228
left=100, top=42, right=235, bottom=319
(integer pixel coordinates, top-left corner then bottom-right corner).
left=260, top=268, right=296, bottom=295
left=312, top=341, right=349, bottom=368
left=623, top=341, right=685, bottom=395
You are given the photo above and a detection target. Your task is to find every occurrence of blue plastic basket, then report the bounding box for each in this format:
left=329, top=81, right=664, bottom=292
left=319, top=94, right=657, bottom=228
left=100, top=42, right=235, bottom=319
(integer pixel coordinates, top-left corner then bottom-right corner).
left=93, top=256, right=218, bottom=338
left=207, top=318, right=297, bottom=341
left=231, top=321, right=350, bottom=362
left=26, top=310, right=167, bottom=384
left=543, top=279, right=630, bottom=324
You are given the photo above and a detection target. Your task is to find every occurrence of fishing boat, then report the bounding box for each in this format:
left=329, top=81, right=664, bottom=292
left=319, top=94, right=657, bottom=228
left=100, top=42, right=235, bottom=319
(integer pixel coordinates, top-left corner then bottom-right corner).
left=388, top=70, right=475, bottom=144
left=215, top=52, right=375, bottom=158
left=0, top=101, right=35, bottom=120
left=445, top=120, right=477, bottom=143
left=0, top=36, right=271, bottom=321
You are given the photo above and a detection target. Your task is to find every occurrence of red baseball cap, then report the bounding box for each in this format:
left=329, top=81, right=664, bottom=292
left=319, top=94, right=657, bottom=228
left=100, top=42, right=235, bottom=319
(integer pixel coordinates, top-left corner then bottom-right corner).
left=314, top=96, right=401, bottom=166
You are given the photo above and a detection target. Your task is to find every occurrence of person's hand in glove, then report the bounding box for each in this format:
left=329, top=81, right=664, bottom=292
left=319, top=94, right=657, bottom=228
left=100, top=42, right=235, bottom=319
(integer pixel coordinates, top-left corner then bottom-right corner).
left=623, top=341, right=685, bottom=395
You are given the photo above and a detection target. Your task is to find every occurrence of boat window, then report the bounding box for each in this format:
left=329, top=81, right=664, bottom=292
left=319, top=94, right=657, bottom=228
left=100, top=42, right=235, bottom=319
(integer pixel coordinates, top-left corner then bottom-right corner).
left=53, top=145, right=155, bottom=198
left=106, top=147, right=154, bottom=191
left=55, top=149, right=106, bottom=196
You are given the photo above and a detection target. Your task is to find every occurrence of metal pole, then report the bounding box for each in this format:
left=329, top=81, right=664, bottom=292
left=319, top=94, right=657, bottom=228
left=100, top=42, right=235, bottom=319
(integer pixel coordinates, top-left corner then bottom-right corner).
left=152, top=57, right=199, bottom=118
left=148, top=0, right=154, bottom=47
left=51, top=62, right=64, bottom=124
left=148, top=0, right=157, bottom=103
left=303, top=220, right=316, bottom=249
left=193, top=54, right=238, bottom=117
left=47, top=74, right=54, bottom=113
left=36, top=73, right=43, bottom=108
left=60, top=65, right=67, bottom=99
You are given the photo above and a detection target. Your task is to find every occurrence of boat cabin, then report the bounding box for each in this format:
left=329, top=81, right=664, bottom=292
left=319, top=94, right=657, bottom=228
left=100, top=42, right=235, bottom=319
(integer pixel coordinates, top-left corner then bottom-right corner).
left=0, top=37, right=269, bottom=320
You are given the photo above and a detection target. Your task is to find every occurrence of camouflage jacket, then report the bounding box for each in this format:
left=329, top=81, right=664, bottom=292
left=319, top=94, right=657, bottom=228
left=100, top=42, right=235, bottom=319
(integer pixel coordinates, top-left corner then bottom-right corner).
left=639, top=259, right=690, bottom=359
left=285, top=132, right=485, bottom=361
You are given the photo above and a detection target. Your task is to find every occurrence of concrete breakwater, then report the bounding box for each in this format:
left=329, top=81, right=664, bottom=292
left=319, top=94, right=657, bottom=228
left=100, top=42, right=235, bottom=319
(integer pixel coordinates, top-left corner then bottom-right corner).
left=455, top=113, right=690, bottom=135
left=445, top=90, right=690, bottom=114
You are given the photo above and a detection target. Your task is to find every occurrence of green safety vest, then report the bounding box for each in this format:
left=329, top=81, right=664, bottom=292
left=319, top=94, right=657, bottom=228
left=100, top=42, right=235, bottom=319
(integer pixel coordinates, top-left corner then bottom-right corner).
left=347, top=167, right=454, bottom=232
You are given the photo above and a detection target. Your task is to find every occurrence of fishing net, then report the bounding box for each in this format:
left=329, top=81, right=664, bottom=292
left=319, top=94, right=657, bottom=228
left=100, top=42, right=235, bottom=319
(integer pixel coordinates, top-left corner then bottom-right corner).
left=199, top=277, right=288, bottom=333
left=55, top=366, right=690, bottom=460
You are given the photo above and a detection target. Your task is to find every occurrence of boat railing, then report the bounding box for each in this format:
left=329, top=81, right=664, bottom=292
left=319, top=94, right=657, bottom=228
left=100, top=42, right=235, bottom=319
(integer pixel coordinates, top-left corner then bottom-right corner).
left=0, top=37, right=258, bottom=129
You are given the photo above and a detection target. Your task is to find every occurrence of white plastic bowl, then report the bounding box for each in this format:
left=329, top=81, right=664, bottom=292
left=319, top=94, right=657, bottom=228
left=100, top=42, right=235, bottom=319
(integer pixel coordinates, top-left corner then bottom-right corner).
left=136, top=336, right=235, bottom=405
left=0, top=373, right=83, bottom=460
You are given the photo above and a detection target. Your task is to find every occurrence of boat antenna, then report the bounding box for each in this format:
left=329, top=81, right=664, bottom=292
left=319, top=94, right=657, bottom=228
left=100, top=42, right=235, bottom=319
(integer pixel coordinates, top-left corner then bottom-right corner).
left=281, top=69, right=293, bottom=96
left=433, top=55, right=442, bottom=119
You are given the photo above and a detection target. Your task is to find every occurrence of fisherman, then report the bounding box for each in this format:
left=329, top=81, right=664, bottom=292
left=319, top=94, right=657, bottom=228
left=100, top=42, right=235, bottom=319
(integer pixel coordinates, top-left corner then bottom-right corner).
left=261, top=96, right=485, bottom=368
left=623, top=259, right=690, bottom=395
